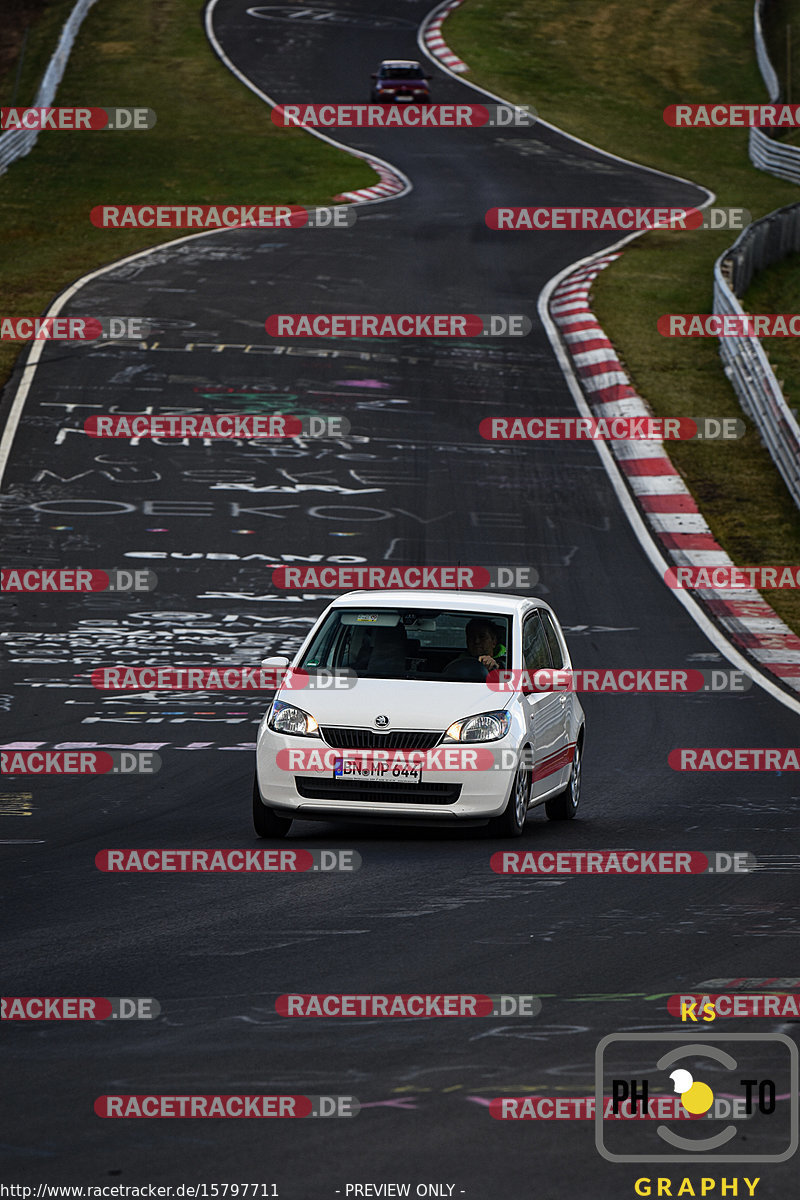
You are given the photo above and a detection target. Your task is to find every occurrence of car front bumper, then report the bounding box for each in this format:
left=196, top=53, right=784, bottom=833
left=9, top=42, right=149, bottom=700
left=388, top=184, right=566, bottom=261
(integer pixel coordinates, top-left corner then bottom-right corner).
left=255, top=729, right=519, bottom=823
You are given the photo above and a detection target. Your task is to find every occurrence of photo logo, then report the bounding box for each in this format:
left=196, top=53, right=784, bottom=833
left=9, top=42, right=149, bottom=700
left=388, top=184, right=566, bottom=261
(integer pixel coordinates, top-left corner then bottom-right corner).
left=669, top=1068, right=714, bottom=1115
left=596, top=1033, right=798, bottom=1162
left=680, top=998, right=717, bottom=1022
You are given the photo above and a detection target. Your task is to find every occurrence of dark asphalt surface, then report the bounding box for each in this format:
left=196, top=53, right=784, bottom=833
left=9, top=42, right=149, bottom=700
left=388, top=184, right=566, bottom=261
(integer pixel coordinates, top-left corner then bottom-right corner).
left=1, top=1, right=798, bottom=1195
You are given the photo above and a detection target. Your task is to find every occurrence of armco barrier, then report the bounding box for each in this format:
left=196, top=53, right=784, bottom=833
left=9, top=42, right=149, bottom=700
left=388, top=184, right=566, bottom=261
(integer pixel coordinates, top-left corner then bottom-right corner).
left=750, top=0, right=800, bottom=184
left=754, top=0, right=781, bottom=100
left=0, top=0, right=98, bottom=177
left=714, top=202, right=800, bottom=509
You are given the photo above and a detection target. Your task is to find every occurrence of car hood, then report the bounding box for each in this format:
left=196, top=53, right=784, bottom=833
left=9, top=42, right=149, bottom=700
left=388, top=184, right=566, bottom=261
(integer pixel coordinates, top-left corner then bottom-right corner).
left=278, top=677, right=503, bottom=731
left=380, top=77, right=428, bottom=87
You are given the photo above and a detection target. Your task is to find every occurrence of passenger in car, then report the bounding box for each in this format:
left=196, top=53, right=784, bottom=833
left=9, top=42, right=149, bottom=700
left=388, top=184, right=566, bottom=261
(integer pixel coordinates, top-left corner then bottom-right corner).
left=365, top=624, right=410, bottom=676
left=346, top=625, right=375, bottom=671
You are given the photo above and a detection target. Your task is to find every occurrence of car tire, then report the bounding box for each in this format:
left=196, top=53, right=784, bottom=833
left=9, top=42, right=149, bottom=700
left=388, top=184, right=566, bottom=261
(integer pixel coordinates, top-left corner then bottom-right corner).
left=545, top=738, right=582, bottom=820
left=487, top=750, right=532, bottom=838
left=252, top=774, right=293, bottom=838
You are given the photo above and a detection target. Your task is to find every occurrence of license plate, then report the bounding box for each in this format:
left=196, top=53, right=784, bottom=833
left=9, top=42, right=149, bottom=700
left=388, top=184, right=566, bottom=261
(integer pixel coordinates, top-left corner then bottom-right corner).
left=333, top=758, right=421, bottom=784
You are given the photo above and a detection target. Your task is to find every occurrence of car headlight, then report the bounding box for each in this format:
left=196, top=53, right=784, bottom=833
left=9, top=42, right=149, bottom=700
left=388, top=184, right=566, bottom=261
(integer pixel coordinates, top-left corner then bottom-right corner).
left=444, top=711, right=511, bottom=742
left=268, top=700, right=320, bottom=738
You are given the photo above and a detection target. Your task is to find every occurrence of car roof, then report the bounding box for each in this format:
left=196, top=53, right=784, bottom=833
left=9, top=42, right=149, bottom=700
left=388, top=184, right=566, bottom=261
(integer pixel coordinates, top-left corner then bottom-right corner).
left=379, top=60, right=423, bottom=69
left=329, top=590, right=547, bottom=614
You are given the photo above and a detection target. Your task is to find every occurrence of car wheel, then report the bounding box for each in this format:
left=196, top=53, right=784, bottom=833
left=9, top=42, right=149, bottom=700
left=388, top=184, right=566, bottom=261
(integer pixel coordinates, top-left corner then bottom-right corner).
left=487, top=750, right=531, bottom=838
left=252, top=773, right=292, bottom=838
left=545, top=739, right=582, bottom=820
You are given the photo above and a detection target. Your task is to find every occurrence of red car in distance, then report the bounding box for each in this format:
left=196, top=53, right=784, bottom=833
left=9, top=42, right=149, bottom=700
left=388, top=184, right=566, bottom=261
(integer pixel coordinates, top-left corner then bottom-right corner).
left=370, top=60, right=432, bottom=103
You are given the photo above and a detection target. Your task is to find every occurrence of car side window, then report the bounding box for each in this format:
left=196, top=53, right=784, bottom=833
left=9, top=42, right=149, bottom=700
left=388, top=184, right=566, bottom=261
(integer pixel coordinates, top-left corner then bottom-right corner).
left=522, top=611, right=552, bottom=672
left=539, top=609, right=565, bottom=669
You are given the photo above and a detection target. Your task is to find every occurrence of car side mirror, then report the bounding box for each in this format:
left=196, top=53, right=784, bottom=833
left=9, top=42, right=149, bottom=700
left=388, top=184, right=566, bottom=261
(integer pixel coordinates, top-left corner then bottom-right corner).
left=371, top=73, right=377, bottom=79
left=261, top=655, right=290, bottom=669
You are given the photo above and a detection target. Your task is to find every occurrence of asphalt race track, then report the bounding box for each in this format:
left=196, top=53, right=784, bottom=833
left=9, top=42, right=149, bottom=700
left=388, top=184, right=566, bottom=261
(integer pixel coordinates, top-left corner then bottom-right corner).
left=1, top=1, right=799, bottom=1196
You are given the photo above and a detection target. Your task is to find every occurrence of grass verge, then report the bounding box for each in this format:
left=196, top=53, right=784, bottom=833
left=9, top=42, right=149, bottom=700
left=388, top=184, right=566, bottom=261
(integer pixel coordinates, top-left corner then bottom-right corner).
left=445, top=0, right=800, bottom=633
left=0, top=0, right=374, bottom=390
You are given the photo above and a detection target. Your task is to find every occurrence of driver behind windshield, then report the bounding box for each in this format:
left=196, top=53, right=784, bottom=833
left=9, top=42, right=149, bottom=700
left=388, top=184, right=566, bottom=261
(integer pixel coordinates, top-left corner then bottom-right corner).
left=443, top=618, right=507, bottom=680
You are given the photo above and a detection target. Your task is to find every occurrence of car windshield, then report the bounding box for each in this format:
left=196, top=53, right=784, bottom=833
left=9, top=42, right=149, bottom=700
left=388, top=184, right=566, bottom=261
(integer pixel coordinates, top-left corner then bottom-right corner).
left=299, top=608, right=513, bottom=682
left=381, top=66, right=424, bottom=79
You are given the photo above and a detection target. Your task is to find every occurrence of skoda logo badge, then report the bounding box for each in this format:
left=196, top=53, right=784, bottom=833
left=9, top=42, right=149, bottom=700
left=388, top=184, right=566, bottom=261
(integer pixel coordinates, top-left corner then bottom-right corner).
left=374, top=715, right=389, bottom=727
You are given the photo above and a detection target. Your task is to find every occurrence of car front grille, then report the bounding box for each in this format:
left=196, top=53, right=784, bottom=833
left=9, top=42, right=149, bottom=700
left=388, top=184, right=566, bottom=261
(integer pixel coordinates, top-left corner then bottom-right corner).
left=294, top=778, right=461, bottom=805
left=320, top=727, right=443, bottom=750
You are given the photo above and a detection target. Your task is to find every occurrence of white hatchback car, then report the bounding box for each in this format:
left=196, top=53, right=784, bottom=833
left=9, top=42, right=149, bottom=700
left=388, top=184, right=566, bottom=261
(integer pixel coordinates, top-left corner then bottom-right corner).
left=253, top=590, right=585, bottom=838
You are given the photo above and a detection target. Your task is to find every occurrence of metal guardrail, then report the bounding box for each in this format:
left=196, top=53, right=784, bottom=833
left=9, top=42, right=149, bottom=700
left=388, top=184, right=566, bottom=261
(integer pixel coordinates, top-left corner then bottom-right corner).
left=750, top=126, right=800, bottom=184
left=0, top=0, right=98, bottom=177
left=754, top=0, right=781, bottom=100
left=711, top=7, right=800, bottom=511
left=750, top=0, right=800, bottom=184
left=714, top=203, right=800, bottom=509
